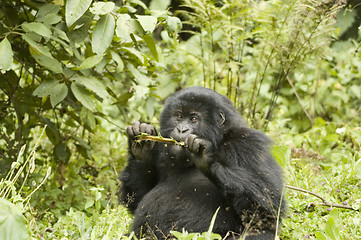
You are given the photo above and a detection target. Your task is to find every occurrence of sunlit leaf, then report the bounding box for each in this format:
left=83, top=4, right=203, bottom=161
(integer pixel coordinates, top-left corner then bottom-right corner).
left=92, top=13, right=115, bottom=55
left=0, top=37, right=13, bottom=72
left=143, top=34, right=158, bottom=61
left=135, top=15, right=157, bottom=33
left=71, top=82, right=95, bottom=111
left=115, top=14, right=132, bottom=42
left=72, top=75, right=109, bottom=100
left=90, top=2, right=115, bottom=15
left=166, top=16, right=182, bottom=35
left=149, top=0, right=171, bottom=10
left=0, top=199, right=29, bottom=240
left=78, top=55, right=103, bottom=69
left=271, top=145, right=290, bottom=167
left=65, top=0, right=92, bottom=27
left=110, top=51, right=124, bottom=72
left=127, top=64, right=154, bottom=86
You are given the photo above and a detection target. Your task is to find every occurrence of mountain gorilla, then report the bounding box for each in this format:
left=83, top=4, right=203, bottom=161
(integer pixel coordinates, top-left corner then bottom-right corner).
left=119, top=87, right=285, bottom=239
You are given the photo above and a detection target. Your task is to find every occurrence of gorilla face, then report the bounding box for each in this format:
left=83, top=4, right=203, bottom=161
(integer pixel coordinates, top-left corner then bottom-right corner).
left=169, top=110, right=200, bottom=141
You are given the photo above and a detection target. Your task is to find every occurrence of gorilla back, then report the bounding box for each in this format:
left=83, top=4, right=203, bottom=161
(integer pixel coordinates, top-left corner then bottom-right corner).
left=119, top=87, right=285, bottom=239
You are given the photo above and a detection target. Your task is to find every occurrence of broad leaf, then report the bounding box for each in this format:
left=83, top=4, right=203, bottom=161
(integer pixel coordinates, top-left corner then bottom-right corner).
left=110, top=51, right=124, bottom=72
left=31, top=52, right=63, bottom=73
left=143, top=34, right=158, bottom=61
left=49, top=83, right=68, bottom=107
left=0, top=199, right=29, bottom=240
left=136, top=15, right=157, bottom=33
left=166, top=16, right=182, bottom=35
left=90, top=2, right=115, bottom=15
left=127, top=64, right=154, bottom=86
left=115, top=14, right=132, bottom=42
left=0, top=37, right=13, bottom=72
left=71, top=82, right=95, bottom=111
left=92, top=13, right=115, bottom=55
left=22, top=34, right=52, bottom=57
left=72, top=75, right=109, bottom=100
left=21, top=22, right=52, bottom=38
left=33, top=80, right=58, bottom=97
left=54, top=142, right=71, bottom=163
left=78, top=55, right=103, bottom=69
left=65, top=0, right=93, bottom=27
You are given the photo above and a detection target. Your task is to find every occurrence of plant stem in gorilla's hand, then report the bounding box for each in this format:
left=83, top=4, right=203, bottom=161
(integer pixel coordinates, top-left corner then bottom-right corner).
left=135, top=134, right=185, bottom=146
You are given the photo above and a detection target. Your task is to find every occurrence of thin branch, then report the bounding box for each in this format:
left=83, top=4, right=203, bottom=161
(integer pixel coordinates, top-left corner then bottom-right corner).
left=136, top=134, right=185, bottom=146
left=285, top=184, right=357, bottom=211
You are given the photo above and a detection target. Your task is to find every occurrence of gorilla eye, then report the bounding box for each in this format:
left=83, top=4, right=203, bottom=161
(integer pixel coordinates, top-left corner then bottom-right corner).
left=190, top=116, right=198, bottom=122
left=176, top=114, right=182, bottom=120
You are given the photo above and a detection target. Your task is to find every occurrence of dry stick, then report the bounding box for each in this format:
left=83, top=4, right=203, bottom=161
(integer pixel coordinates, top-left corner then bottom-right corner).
left=285, top=185, right=357, bottom=211
left=136, top=135, right=357, bottom=211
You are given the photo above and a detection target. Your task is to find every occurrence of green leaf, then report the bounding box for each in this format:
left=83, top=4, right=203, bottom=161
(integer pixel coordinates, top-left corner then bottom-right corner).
left=32, top=53, right=63, bottom=74
left=135, top=15, right=157, bottom=33
left=90, top=2, right=115, bottom=15
left=149, top=0, right=171, bottom=10
left=21, top=22, right=52, bottom=38
left=110, top=51, right=124, bottom=72
left=143, top=34, right=158, bottom=61
left=71, top=82, right=95, bottom=111
left=166, top=16, right=182, bottom=35
left=127, top=64, right=154, bottom=86
left=54, top=142, right=71, bottom=163
left=115, top=14, right=132, bottom=42
left=78, top=55, right=103, bottom=69
left=92, top=13, right=115, bottom=55
left=133, top=84, right=149, bottom=99
left=0, top=199, right=29, bottom=240
left=72, top=75, right=109, bottom=100
left=33, top=80, right=68, bottom=107
left=0, top=37, right=13, bottom=72
left=122, top=47, right=144, bottom=64
left=325, top=217, right=341, bottom=240
left=22, top=34, right=52, bottom=57
left=65, top=0, right=93, bottom=27
left=271, top=145, right=291, bottom=167
left=50, top=83, right=68, bottom=107
left=85, top=199, right=94, bottom=209
left=315, top=232, right=330, bottom=240
left=33, top=80, right=57, bottom=97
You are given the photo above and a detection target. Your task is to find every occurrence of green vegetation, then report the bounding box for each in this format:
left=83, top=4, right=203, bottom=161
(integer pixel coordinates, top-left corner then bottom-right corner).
left=0, top=0, right=360, bottom=239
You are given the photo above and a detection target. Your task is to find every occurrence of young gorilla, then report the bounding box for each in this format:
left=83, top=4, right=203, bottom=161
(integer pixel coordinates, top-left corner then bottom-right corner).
left=119, top=87, right=285, bottom=239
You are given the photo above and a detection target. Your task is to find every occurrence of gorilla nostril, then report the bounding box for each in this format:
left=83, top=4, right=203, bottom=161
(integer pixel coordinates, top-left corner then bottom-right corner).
left=177, top=126, right=190, bottom=133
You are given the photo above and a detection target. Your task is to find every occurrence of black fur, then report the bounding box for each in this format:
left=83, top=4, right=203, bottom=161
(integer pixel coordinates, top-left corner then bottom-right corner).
left=119, top=87, right=285, bottom=239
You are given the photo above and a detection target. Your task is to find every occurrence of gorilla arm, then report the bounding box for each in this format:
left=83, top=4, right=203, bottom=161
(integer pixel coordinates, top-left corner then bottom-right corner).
left=186, top=127, right=284, bottom=219
left=119, top=122, right=159, bottom=212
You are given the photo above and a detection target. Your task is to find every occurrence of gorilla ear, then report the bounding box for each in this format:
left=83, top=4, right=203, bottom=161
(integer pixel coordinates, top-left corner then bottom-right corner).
left=218, top=112, right=226, bottom=125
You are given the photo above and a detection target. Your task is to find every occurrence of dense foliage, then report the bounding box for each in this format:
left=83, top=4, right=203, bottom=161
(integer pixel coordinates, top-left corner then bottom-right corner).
left=0, top=0, right=360, bottom=239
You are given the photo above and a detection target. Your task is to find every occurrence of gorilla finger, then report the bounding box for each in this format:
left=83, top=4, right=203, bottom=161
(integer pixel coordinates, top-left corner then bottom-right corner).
left=193, top=139, right=203, bottom=153
left=132, top=121, right=141, bottom=136
left=185, top=134, right=196, bottom=148
left=127, top=125, right=135, bottom=139
left=140, top=123, right=148, bottom=134
left=145, top=124, right=155, bottom=135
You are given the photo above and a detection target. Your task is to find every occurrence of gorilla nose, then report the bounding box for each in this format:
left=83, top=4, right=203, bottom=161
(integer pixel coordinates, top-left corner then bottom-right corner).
left=177, top=126, right=190, bottom=134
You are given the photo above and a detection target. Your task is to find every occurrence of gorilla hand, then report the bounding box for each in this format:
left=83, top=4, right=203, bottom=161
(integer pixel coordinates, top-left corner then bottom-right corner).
left=127, top=121, right=157, bottom=160
left=185, top=134, right=214, bottom=173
